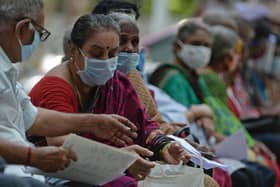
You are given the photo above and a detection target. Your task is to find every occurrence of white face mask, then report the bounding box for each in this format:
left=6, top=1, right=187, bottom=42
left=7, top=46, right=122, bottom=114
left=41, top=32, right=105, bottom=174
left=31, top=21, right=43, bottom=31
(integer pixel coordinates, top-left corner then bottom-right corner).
left=177, top=40, right=211, bottom=70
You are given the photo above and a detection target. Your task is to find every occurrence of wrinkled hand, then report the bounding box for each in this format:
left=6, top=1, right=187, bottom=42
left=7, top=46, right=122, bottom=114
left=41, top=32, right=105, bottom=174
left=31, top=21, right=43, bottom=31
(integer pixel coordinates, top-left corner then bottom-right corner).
left=190, top=104, right=214, bottom=120
left=92, top=114, right=138, bottom=146
left=197, top=117, right=216, bottom=139
left=253, top=141, right=276, bottom=162
left=184, top=138, right=215, bottom=159
left=124, top=145, right=155, bottom=180
left=31, top=146, right=77, bottom=172
left=161, top=142, right=190, bottom=164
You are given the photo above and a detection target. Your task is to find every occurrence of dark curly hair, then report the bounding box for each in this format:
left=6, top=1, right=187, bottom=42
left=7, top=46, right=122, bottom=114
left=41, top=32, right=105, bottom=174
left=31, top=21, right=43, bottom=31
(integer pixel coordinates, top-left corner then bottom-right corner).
left=92, top=0, right=140, bottom=20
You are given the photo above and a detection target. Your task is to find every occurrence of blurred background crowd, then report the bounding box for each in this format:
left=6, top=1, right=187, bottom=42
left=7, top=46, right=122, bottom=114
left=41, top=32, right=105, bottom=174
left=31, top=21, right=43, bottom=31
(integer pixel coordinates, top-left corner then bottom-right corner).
left=2, top=0, right=280, bottom=186
left=19, top=0, right=280, bottom=93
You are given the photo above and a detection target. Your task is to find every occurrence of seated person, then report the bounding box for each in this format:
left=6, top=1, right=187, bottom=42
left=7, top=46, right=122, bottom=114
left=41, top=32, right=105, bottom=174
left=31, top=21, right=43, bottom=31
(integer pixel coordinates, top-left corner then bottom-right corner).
left=243, top=21, right=280, bottom=115
left=111, top=12, right=221, bottom=187
left=150, top=19, right=276, bottom=187
left=29, top=14, right=190, bottom=187
left=0, top=0, right=139, bottom=185
left=205, top=25, right=280, bottom=166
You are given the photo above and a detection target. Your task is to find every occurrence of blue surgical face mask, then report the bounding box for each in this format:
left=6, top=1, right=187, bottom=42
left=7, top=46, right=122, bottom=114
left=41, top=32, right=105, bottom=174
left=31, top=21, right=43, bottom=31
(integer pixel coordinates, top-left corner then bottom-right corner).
left=18, top=31, right=41, bottom=62
left=117, top=52, right=139, bottom=74
left=136, top=49, right=145, bottom=73
left=77, top=49, right=117, bottom=86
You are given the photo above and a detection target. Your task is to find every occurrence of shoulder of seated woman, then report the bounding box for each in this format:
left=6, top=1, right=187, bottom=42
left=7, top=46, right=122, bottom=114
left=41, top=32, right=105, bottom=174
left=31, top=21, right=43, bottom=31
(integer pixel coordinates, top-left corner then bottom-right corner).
left=45, top=63, right=71, bottom=85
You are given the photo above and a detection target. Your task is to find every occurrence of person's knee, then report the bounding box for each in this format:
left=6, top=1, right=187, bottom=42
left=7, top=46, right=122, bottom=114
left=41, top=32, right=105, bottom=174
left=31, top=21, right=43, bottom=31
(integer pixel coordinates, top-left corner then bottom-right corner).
left=0, top=175, right=48, bottom=187
left=246, top=163, right=276, bottom=187
left=262, top=167, right=276, bottom=187
left=22, top=177, right=49, bottom=187
left=0, top=175, right=29, bottom=187
left=231, top=169, right=251, bottom=187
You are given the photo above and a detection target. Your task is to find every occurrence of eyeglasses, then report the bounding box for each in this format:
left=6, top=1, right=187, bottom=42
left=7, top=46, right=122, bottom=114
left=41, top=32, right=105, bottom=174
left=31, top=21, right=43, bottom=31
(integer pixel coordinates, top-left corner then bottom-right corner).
left=16, top=17, right=51, bottom=42
left=29, top=19, right=51, bottom=41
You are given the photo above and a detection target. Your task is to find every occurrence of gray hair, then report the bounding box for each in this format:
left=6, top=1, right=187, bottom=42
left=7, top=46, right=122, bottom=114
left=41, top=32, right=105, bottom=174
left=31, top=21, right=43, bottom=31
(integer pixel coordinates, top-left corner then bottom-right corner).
left=109, top=12, right=138, bottom=28
left=0, top=0, right=43, bottom=30
left=209, top=26, right=239, bottom=65
left=176, top=18, right=210, bottom=42
left=71, top=14, right=120, bottom=48
left=203, top=12, right=238, bottom=32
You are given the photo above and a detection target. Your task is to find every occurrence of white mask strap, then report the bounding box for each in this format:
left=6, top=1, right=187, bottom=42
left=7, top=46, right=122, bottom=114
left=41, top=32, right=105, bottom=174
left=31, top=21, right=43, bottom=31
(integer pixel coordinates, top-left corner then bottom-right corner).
left=177, top=40, right=185, bottom=48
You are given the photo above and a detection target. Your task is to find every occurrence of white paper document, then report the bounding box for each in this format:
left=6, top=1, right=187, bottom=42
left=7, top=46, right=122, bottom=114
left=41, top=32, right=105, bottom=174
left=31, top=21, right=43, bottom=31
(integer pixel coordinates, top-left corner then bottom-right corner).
left=218, top=158, right=246, bottom=174
left=214, top=129, right=247, bottom=160
left=167, top=135, right=227, bottom=170
left=27, top=134, right=137, bottom=185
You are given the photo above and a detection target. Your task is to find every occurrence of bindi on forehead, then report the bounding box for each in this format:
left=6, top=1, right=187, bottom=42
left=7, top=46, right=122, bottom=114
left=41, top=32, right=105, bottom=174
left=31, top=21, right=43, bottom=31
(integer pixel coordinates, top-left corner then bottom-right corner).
left=90, top=44, right=118, bottom=51
left=86, top=31, right=119, bottom=50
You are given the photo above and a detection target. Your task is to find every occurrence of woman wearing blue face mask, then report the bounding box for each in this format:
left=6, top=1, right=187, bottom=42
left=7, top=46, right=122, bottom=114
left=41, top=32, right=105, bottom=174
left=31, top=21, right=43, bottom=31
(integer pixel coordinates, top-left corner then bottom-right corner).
left=29, top=14, right=190, bottom=186
left=111, top=12, right=188, bottom=136
left=112, top=12, right=175, bottom=132
left=111, top=13, right=216, bottom=140
left=111, top=13, right=224, bottom=187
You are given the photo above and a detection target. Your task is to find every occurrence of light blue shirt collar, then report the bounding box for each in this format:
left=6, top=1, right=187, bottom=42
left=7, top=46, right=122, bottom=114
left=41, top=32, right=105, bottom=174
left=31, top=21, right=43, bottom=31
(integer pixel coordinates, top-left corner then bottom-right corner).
left=0, top=47, right=16, bottom=73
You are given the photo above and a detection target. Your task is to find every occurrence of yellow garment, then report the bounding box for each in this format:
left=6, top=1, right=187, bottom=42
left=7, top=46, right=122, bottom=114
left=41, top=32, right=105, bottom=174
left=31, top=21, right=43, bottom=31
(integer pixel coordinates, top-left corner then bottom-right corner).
left=128, top=71, right=220, bottom=187
left=204, top=174, right=220, bottom=187
left=247, top=148, right=267, bottom=166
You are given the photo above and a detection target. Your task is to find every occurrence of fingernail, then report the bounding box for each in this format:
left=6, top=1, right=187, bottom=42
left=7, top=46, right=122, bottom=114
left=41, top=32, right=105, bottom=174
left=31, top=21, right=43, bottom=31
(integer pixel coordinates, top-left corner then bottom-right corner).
left=148, top=151, right=154, bottom=156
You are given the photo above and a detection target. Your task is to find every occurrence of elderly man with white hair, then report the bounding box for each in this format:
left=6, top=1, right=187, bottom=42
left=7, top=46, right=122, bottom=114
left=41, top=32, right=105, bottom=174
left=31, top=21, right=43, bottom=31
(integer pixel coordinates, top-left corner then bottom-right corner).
left=0, top=0, right=138, bottom=185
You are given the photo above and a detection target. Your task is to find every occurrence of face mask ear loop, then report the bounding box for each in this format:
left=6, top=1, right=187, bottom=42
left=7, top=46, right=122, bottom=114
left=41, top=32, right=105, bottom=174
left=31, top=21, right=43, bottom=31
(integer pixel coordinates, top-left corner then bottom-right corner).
left=74, top=60, right=82, bottom=73
left=15, top=21, right=25, bottom=47
left=78, top=48, right=87, bottom=58
left=75, top=48, right=87, bottom=72
left=177, top=40, right=184, bottom=48
left=15, top=19, right=34, bottom=46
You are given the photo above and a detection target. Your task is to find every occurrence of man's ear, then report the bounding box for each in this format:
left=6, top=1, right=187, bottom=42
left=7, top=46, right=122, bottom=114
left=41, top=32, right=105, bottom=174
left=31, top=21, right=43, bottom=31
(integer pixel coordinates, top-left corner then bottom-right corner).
left=14, top=19, right=32, bottom=43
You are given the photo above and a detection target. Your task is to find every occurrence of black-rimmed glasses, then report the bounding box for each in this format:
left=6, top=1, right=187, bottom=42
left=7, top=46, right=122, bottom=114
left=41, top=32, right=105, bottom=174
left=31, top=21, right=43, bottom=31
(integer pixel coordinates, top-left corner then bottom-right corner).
left=29, top=19, right=51, bottom=41
left=17, top=17, right=51, bottom=42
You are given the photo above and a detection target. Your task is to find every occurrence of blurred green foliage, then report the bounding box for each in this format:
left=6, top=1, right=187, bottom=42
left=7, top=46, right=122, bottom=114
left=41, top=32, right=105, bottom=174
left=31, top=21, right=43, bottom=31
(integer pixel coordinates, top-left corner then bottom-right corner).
left=43, top=0, right=197, bottom=17
left=141, top=0, right=197, bottom=17
left=168, top=0, right=197, bottom=16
